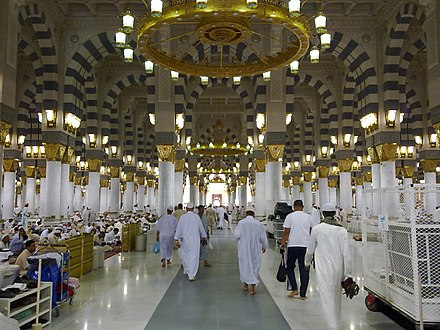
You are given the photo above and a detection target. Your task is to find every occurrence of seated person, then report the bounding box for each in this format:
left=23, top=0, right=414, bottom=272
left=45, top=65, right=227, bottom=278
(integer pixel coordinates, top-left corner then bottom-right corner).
left=39, top=227, right=52, bottom=243
left=15, top=239, right=36, bottom=272
left=9, top=232, right=28, bottom=255
left=47, top=228, right=63, bottom=245
left=104, top=228, right=121, bottom=245
left=0, top=233, right=11, bottom=250
left=94, top=231, right=105, bottom=246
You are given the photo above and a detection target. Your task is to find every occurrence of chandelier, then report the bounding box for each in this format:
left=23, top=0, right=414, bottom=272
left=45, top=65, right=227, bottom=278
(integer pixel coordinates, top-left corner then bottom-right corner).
left=116, top=0, right=331, bottom=79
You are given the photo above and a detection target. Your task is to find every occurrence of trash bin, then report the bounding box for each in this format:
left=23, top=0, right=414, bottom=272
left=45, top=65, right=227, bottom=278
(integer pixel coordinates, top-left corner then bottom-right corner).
left=135, top=235, right=147, bottom=252
left=94, top=246, right=104, bottom=269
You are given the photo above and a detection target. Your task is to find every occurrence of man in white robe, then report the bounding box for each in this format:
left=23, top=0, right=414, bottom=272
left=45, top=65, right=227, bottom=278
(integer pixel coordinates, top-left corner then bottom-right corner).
left=216, top=205, right=226, bottom=230
left=234, top=205, right=268, bottom=295
left=156, top=206, right=178, bottom=267
left=174, top=203, right=207, bottom=281
left=311, top=204, right=321, bottom=227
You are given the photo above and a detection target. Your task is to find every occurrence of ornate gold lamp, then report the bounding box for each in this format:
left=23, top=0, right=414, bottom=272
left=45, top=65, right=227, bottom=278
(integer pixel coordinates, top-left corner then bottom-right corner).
left=117, top=0, right=315, bottom=78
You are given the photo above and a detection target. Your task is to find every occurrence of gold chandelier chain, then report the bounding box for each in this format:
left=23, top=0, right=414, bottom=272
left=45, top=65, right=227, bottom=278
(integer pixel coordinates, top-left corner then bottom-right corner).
left=147, top=30, right=196, bottom=48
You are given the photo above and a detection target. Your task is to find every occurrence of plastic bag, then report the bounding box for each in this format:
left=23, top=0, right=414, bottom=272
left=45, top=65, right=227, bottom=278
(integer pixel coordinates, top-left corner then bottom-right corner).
left=153, top=241, right=160, bottom=253
left=208, top=240, right=213, bottom=250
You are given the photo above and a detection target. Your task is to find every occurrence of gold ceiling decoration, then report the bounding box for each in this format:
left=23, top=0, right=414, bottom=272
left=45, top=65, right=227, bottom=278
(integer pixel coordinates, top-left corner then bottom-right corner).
left=189, top=119, right=251, bottom=156
left=131, top=0, right=311, bottom=78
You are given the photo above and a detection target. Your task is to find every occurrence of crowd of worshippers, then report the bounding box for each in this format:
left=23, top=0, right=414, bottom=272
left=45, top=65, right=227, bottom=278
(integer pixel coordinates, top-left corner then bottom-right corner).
left=0, top=207, right=156, bottom=274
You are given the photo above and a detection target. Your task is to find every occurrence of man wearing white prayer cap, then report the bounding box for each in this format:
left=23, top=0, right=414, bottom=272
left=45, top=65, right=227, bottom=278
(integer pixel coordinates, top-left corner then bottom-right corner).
left=156, top=205, right=178, bottom=267
left=234, top=205, right=268, bottom=295
left=174, top=202, right=207, bottom=281
left=47, top=228, right=62, bottom=245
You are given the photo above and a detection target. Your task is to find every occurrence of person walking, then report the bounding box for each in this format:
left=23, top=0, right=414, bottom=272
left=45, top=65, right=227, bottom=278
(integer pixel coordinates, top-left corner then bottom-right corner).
left=205, top=205, right=216, bottom=235
left=197, top=205, right=211, bottom=267
left=156, top=205, right=178, bottom=267
left=216, top=204, right=226, bottom=229
left=305, top=203, right=351, bottom=330
left=280, top=200, right=312, bottom=299
left=21, top=203, right=30, bottom=229
left=234, top=206, right=268, bottom=295
left=174, top=203, right=207, bottom=281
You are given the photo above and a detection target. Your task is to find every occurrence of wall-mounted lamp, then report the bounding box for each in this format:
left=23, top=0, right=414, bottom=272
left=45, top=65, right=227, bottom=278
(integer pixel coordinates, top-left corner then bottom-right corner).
left=64, top=113, right=81, bottom=133
left=256, top=113, right=266, bottom=132
left=429, top=133, right=438, bottom=148
left=330, top=135, right=337, bottom=146
left=88, top=133, right=96, bottom=148
left=352, top=161, right=360, bottom=171
left=305, top=154, right=312, bottom=165
left=320, top=146, right=328, bottom=158
left=25, top=146, right=32, bottom=157
left=343, top=133, right=351, bottom=148
left=293, top=161, right=300, bottom=170
left=126, top=154, right=133, bottom=165
left=286, top=113, right=292, bottom=126
left=310, top=46, right=320, bottom=64
left=386, top=110, right=397, bottom=127
left=123, top=46, right=134, bottom=63
left=17, top=135, right=25, bottom=147
left=110, top=145, right=118, bottom=157
left=4, top=134, right=11, bottom=147
left=102, top=135, right=109, bottom=145
left=138, top=161, right=144, bottom=169
left=149, top=113, right=156, bottom=125
left=233, top=76, right=241, bottom=85
left=290, top=60, right=299, bottom=74
left=360, top=113, right=378, bottom=133
left=414, top=135, right=423, bottom=147
left=258, top=134, right=264, bottom=146
left=45, top=110, right=56, bottom=127
left=176, top=113, right=184, bottom=131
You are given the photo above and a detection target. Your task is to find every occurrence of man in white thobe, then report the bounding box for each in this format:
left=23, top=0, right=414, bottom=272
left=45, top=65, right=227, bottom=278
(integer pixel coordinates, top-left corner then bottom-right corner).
left=305, top=203, right=351, bottom=330
left=216, top=205, right=226, bottom=230
left=174, top=203, right=207, bottom=281
left=234, top=206, right=268, bottom=295
left=156, top=206, right=178, bottom=267
left=311, top=204, right=321, bottom=227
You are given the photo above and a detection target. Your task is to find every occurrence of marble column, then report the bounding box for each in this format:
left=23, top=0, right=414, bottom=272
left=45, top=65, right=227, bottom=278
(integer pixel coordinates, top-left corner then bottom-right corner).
left=24, top=167, right=36, bottom=213
left=60, top=163, right=70, bottom=218
left=240, top=178, right=247, bottom=208
left=146, top=180, right=155, bottom=210
left=265, top=161, right=282, bottom=213
left=401, top=166, right=415, bottom=220
left=86, top=160, right=101, bottom=213
left=354, top=177, right=363, bottom=215
left=99, top=179, right=109, bottom=213
left=338, top=159, right=353, bottom=213
left=67, top=170, right=75, bottom=216
left=371, top=161, right=381, bottom=216
left=317, top=166, right=330, bottom=206
left=136, top=178, right=145, bottom=212
left=73, top=175, right=82, bottom=212
left=125, top=174, right=135, bottom=213
left=422, top=160, right=438, bottom=215
left=109, top=166, right=121, bottom=213
left=174, top=159, right=185, bottom=205
left=291, top=175, right=301, bottom=203
left=303, top=177, right=313, bottom=214
left=157, top=145, right=175, bottom=216
left=39, top=168, right=47, bottom=216
left=376, top=144, right=399, bottom=217
left=254, top=160, right=266, bottom=217
left=2, top=159, right=18, bottom=219
left=45, top=144, right=65, bottom=218
left=328, top=179, right=338, bottom=206
left=189, top=176, right=198, bottom=205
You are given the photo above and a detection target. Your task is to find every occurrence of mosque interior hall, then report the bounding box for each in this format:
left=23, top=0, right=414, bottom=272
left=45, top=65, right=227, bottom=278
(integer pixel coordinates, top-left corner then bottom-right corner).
left=0, top=0, right=440, bottom=329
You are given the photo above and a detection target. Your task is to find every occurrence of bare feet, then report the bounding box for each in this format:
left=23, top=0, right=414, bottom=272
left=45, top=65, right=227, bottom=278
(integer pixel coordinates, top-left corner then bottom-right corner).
left=167, top=260, right=171, bottom=264
left=242, top=284, right=249, bottom=292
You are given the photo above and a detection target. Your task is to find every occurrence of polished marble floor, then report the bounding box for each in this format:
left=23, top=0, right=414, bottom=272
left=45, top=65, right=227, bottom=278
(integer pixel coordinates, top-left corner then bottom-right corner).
left=46, top=227, right=406, bottom=330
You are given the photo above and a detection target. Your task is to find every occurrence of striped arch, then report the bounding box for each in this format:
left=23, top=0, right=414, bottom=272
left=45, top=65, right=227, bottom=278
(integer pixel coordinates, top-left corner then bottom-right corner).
left=319, top=105, right=330, bottom=149
left=185, top=77, right=254, bottom=138
left=384, top=2, right=425, bottom=112
left=64, top=32, right=147, bottom=118
left=102, top=73, right=155, bottom=146
left=406, top=87, right=423, bottom=139
left=136, top=126, right=145, bottom=162
left=292, top=121, right=301, bottom=163
left=17, top=39, right=43, bottom=105
left=341, top=73, right=357, bottom=136
left=323, top=31, right=378, bottom=117
left=399, top=37, right=426, bottom=108
left=123, top=113, right=134, bottom=156
left=286, top=74, right=337, bottom=136
left=19, top=4, right=58, bottom=109
left=284, top=138, right=292, bottom=163
left=304, top=111, right=314, bottom=160
left=17, top=83, right=40, bottom=144
left=85, top=75, right=98, bottom=135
